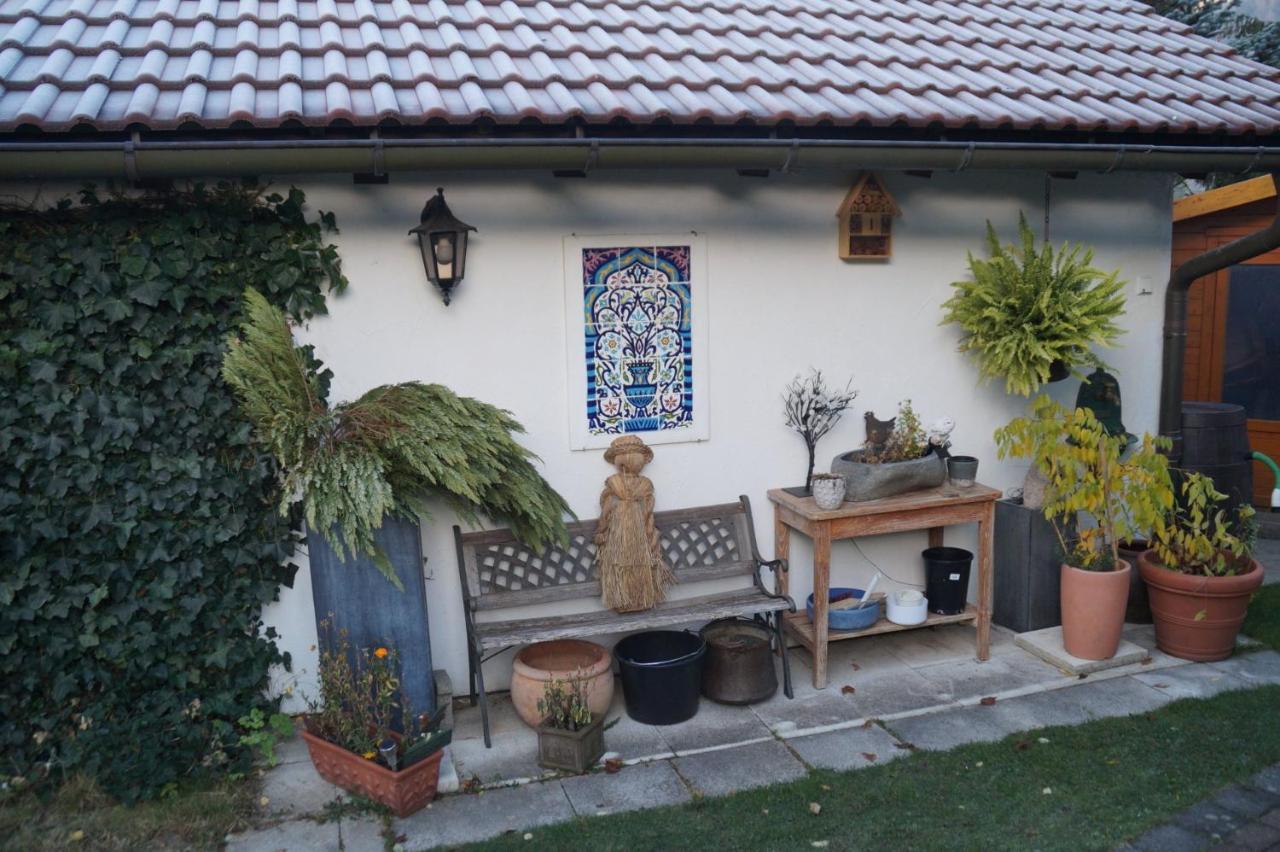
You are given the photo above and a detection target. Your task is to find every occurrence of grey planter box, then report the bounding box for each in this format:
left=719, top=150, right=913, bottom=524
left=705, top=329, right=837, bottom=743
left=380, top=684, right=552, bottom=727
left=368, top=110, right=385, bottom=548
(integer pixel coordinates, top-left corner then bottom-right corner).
left=537, top=716, right=605, bottom=774
left=993, top=498, right=1069, bottom=633
left=830, top=449, right=946, bottom=502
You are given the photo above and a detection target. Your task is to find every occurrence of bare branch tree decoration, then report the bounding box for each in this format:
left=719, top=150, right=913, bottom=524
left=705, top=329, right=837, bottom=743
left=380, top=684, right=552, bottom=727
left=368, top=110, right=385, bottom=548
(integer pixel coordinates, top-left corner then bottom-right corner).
left=782, top=369, right=858, bottom=491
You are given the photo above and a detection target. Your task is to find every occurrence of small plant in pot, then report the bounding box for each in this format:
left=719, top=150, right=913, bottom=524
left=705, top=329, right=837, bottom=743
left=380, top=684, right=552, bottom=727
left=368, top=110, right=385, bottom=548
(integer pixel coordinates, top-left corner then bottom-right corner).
left=831, top=400, right=947, bottom=501
left=536, top=671, right=605, bottom=774
left=1139, top=473, right=1262, bottom=661
left=996, top=396, right=1172, bottom=660
left=302, top=625, right=452, bottom=817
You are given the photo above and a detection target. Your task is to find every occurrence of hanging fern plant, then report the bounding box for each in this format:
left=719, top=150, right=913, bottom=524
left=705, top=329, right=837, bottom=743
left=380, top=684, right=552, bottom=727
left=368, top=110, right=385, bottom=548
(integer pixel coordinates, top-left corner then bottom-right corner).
left=222, top=289, right=570, bottom=585
left=940, top=214, right=1127, bottom=396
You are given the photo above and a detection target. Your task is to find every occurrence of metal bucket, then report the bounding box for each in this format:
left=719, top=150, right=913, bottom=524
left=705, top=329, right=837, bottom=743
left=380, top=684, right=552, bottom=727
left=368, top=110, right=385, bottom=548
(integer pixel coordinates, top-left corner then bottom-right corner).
left=699, top=618, right=777, bottom=705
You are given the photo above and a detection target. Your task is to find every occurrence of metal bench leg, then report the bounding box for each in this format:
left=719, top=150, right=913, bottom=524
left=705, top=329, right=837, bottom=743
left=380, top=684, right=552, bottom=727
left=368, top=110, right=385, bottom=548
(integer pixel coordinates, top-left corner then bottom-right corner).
left=468, top=645, right=479, bottom=707
left=774, top=611, right=794, bottom=699
left=473, top=649, right=492, bottom=748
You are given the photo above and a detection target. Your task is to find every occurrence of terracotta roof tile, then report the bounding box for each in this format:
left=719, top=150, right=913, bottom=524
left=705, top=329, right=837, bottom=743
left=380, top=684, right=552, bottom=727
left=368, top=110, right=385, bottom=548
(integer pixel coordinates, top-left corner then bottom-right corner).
left=2, top=0, right=1279, bottom=135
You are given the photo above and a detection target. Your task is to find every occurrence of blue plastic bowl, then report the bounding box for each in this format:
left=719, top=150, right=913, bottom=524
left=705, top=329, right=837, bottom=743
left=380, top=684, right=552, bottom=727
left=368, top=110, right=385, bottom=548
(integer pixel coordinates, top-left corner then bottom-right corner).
left=805, top=587, right=880, bottom=631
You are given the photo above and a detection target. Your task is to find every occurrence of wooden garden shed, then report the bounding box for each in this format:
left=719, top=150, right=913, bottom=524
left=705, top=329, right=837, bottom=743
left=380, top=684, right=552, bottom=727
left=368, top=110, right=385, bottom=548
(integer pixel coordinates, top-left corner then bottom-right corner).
left=1173, top=175, right=1280, bottom=507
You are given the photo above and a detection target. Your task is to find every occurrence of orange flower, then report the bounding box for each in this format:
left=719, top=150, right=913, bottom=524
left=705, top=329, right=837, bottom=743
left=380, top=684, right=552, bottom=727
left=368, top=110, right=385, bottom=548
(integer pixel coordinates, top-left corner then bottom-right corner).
left=374, top=647, right=389, bottom=659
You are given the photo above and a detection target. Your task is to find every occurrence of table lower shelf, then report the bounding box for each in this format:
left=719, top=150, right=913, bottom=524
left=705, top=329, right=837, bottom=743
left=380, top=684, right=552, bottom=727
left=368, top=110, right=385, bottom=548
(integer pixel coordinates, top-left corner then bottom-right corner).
left=783, top=604, right=978, bottom=651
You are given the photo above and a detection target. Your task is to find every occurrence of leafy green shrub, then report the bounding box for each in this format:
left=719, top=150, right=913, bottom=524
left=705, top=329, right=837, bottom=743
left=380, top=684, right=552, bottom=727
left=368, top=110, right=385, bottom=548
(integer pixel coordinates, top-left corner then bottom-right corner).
left=0, top=184, right=344, bottom=800
left=941, top=214, right=1126, bottom=396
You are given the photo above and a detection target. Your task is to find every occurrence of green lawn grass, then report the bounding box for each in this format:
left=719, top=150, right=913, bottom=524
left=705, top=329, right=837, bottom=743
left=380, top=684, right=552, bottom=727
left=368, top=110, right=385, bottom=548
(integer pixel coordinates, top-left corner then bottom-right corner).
left=0, top=772, right=260, bottom=851
left=1244, top=583, right=1280, bottom=650
left=468, top=684, right=1280, bottom=852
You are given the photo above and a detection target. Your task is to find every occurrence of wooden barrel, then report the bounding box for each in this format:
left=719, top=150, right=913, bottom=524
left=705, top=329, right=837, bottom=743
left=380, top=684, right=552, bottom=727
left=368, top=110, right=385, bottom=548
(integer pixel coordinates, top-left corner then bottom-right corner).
left=1180, top=402, right=1254, bottom=509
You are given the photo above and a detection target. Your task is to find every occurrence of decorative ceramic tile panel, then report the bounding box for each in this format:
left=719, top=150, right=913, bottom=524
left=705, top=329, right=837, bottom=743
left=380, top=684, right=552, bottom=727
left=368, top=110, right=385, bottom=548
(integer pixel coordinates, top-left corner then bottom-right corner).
left=564, top=234, right=708, bottom=450
left=582, top=245, right=693, bottom=435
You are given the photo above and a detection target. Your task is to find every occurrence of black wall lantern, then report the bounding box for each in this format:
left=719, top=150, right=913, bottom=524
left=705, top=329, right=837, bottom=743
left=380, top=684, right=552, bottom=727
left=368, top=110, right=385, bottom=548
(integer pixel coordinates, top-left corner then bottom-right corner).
left=409, top=187, right=476, bottom=305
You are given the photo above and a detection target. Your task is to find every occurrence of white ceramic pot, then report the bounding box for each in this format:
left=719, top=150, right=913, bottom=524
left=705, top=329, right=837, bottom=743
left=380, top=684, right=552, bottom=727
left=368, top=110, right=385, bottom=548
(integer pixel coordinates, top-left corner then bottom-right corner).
left=811, top=475, right=846, bottom=510
left=887, top=590, right=928, bottom=625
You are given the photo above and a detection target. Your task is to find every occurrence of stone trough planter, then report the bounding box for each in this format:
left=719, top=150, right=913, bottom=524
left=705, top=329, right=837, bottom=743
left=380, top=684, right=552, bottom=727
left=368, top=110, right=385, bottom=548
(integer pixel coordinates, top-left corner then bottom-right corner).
left=831, top=448, right=946, bottom=502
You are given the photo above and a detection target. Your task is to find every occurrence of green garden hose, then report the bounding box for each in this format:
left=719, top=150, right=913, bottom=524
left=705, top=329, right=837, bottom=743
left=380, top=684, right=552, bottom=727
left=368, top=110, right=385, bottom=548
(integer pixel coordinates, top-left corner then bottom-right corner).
left=1253, top=451, right=1280, bottom=510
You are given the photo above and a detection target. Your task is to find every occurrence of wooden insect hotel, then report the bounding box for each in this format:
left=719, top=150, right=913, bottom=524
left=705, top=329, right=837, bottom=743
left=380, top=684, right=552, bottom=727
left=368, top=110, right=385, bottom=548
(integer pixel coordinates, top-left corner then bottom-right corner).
left=836, top=172, right=900, bottom=260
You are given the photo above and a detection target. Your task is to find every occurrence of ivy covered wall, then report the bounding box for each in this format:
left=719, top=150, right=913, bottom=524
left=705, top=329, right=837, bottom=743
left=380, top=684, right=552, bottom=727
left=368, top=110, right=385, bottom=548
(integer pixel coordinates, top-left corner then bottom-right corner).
left=0, top=185, right=344, bottom=799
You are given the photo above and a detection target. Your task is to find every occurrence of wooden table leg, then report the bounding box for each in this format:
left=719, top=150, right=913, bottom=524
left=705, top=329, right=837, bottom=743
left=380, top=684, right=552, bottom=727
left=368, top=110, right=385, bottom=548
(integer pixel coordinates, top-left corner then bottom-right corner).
left=928, top=527, right=944, bottom=549
left=812, top=526, right=832, bottom=689
left=976, top=503, right=994, bottom=661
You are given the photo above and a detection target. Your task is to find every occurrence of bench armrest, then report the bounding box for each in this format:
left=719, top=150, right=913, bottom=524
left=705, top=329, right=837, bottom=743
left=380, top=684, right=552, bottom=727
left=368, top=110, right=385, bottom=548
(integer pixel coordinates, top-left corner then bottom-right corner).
left=752, top=559, right=795, bottom=611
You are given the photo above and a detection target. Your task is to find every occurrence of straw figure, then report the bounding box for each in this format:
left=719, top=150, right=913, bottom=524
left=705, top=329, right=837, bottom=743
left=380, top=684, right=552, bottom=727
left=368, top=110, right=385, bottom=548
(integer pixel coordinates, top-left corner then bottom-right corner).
left=594, top=436, right=675, bottom=612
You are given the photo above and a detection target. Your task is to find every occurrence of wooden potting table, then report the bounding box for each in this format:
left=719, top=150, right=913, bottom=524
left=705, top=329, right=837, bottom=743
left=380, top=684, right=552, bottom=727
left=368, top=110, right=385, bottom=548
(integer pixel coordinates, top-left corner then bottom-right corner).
left=768, top=484, right=999, bottom=689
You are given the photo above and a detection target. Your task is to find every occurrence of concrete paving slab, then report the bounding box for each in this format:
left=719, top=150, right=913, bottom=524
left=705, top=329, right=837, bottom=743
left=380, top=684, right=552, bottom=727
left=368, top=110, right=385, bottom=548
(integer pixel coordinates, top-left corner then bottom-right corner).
left=448, top=722, right=549, bottom=785
left=785, top=723, right=905, bottom=771
left=273, top=728, right=311, bottom=766
left=1047, top=676, right=1172, bottom=720
left=882, top=624, right=990, bottom=668
left=338, top=817, right=386, bottom=852
left=1213, top=784, right=1280, bottom=818
left=559, top=759, right=691, bottom=816
left=226, top=819, right=342, bottom=852
left=394, top=779, right=575, bottom=850
left=885, top=702, right=1021, bottom=751
left=751, top=690, right=863, bottom=734
left=1134, top=663, right=1251, bottom=700
left=1250, top=765, right=1280, bottom=796
left=1131, top=823, right=1211, bottom=852
left=845, top=666, right=948, bottom=720
left=913, top=650, right=1068, bottom=702
left=656, top=695, right=772, bottom=753
left=1015, top=627, right=1149, bottom=675
left=1210, top=650, right=1280, bottom=686
left=259, top=758, right=348, bottom=817
left=672, top=739, right=807, bottom=797
left=1172, top=798, right=1250, bottom=839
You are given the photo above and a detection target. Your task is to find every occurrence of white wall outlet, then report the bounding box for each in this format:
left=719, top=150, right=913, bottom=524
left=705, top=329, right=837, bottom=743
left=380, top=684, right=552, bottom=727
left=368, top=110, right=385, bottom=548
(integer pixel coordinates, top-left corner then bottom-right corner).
left=1134, top=274, right=1155, bottom=296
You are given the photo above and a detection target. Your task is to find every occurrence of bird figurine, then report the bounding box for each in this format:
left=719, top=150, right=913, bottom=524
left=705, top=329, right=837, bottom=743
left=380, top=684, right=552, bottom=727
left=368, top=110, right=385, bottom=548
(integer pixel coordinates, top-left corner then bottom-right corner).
left=927, top=416, right=955, bottom=457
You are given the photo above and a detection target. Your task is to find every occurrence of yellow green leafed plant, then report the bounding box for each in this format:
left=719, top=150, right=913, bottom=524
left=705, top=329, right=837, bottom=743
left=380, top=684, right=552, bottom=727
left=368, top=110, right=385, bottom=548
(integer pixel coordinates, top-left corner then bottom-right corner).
left=995, top=396, right=1173, bottom=570
left=941, top=214, right=1127, bottom=396
left=1152, top=472, right=1256, bottom=577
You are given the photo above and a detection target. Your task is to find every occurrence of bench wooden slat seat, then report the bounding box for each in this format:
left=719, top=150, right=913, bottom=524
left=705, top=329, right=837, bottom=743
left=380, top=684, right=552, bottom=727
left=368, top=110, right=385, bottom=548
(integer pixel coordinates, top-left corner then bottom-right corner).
left=474, top=587, right=793, bottom=649
left=455, top=495, right=794, bottom=747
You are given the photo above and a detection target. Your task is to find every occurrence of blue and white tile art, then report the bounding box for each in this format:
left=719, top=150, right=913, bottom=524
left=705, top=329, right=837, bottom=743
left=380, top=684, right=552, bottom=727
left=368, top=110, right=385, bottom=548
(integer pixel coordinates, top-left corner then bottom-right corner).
left=582, top=245, right=694, bottom=436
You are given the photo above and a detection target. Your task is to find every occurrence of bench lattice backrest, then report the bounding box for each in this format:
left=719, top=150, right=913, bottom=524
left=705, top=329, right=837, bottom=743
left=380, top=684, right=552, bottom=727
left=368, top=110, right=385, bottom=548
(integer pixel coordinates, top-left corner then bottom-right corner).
left=455, top=499, right=758, bottom=612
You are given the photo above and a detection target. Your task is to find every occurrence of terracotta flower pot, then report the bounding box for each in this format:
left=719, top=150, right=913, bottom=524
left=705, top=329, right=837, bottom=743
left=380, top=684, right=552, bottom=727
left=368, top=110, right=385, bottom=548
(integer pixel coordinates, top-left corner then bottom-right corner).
left=1137, top=551, right=1264, bottom=662
left=1060, top=560, right=1130, bottom=660
left=511, top=639, right=614, bottom=728
left=300, top=729, right=443, bottom=818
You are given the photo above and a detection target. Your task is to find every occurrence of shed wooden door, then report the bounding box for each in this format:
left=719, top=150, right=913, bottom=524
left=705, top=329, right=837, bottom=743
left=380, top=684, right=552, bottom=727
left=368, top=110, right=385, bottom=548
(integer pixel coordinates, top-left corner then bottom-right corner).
left=1181, top=232, right=1280, bottom=507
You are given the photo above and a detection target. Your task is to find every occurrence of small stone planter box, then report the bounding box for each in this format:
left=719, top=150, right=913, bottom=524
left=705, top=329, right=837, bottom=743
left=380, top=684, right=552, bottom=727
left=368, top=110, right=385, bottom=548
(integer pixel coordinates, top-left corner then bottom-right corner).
left=301, top=728, right=444, bottom=817
left=831, top=449, right=946, bottom=502
left=537, top=717, right=605, bottom=773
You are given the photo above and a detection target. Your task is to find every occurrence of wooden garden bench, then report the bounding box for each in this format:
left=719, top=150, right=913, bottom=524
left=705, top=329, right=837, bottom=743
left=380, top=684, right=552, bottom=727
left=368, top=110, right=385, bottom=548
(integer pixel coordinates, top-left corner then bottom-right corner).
left=454, top=495, right=794, bottom=746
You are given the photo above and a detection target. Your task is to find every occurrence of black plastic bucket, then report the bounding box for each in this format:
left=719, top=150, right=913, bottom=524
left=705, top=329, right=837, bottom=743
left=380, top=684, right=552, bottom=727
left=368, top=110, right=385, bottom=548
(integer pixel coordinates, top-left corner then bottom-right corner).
left=923, top=546, right=973, bottom=615
left=615, top=630, right=706, bottom=725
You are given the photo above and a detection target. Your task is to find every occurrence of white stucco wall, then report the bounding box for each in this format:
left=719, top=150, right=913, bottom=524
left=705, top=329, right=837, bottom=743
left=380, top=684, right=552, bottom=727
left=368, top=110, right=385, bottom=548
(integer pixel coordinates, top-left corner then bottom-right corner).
left=253, top=167, right=1174, bottom=710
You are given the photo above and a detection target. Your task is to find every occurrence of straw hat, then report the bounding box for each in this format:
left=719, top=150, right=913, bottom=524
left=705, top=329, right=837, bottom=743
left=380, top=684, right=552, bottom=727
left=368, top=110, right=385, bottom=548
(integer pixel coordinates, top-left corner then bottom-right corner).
left=604, top=435, right=653, bottom=465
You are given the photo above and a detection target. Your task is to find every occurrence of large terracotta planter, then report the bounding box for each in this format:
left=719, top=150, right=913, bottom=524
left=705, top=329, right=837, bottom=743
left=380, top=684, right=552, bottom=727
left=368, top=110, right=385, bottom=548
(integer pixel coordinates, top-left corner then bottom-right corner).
left=511, top=640, right=614, bottom=728
left=301, top=729, right=442, bottom=817
left=1137, top=551, right=1264, bottom=662
left=1060, top=560, right=1130, bottom=660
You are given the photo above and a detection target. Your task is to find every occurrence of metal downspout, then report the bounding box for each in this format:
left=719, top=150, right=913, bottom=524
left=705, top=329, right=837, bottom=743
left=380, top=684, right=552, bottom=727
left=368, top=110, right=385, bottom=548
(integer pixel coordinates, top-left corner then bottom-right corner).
left=1158, top=173, right=1280, bottom=461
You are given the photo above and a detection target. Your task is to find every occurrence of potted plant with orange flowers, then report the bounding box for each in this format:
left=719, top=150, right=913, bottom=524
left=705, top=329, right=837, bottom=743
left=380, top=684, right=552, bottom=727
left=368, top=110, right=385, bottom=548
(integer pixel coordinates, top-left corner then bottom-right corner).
left=1139, top=473, right=1262, bottom=661
left=302, top=625, right=451, bottom=817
